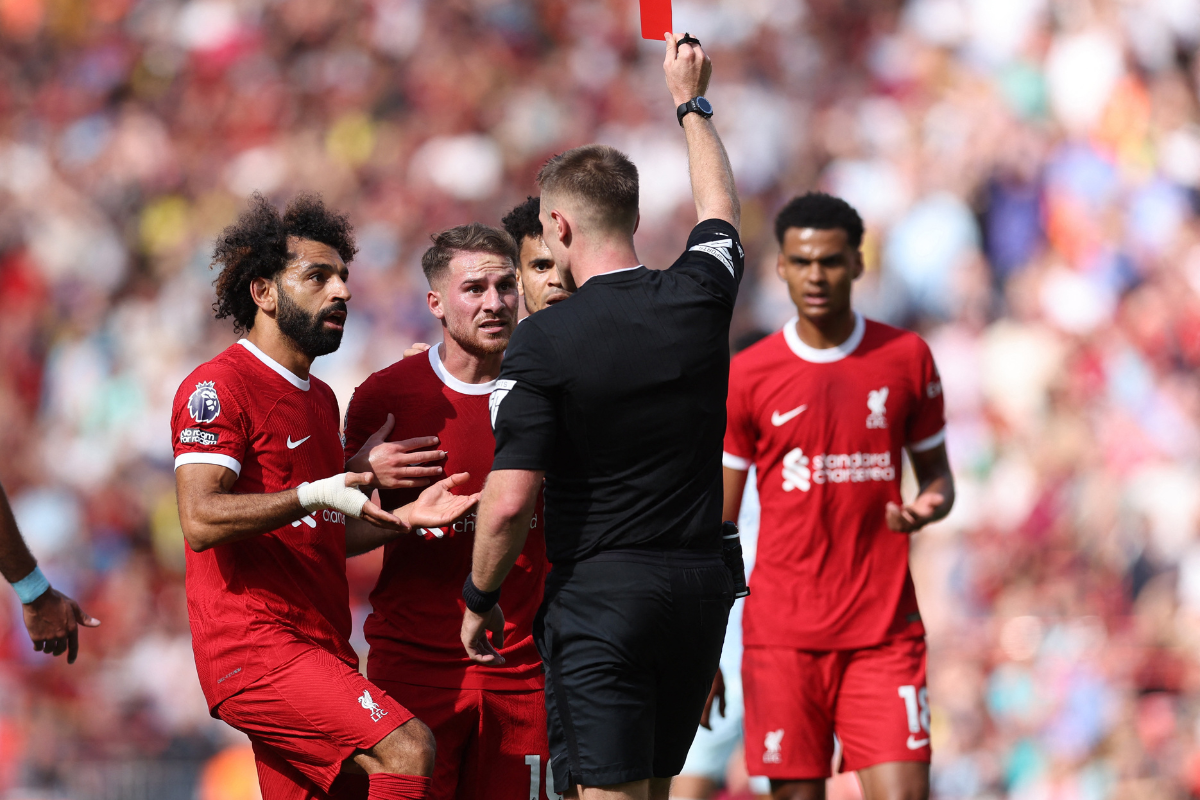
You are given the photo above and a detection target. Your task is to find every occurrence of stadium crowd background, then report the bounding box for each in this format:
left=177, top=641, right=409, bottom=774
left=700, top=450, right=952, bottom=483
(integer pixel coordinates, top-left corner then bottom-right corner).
left=1, top=0, right=1200, bottom=797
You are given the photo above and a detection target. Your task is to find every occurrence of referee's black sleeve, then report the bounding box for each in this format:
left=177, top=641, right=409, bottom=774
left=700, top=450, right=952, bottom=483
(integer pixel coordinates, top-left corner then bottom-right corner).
left=667, top=218, right=745, bottom=304
left=491, top=317, right=559, bottom=471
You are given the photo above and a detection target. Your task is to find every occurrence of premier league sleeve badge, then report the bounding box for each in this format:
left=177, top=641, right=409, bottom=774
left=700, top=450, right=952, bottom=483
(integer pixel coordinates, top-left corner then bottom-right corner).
left=188, top=381, right=222, bottom=424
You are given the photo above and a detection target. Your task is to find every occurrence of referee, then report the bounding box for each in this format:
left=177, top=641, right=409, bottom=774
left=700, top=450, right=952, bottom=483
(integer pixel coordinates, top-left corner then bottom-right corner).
left=461, top=33, right=742, bottom=800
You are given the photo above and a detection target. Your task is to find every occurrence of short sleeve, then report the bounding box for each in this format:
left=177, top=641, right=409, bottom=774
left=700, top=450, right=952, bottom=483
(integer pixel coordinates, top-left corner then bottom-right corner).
left=723, top=355, right=756, bottom=471
left=343, top=375, right=388, bottom=465
left=667, top=218, right=745, bottom=304
left=172, top=366, right=251, bottom=477
left=905, top=338, right=946, bottom=453
left=490, top=319, right=560, bottom=472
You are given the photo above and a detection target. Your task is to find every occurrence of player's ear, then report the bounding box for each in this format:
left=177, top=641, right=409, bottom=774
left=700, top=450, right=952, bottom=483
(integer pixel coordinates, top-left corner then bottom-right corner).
left=250, top=276, right=277, bottom=313
left=633, top=211, right=641, bottom=235
left=427, top=289, right=445, bottom=321
left=776, top=251, right=787, bottom=282
left=851, top=248, right=865, bottom=281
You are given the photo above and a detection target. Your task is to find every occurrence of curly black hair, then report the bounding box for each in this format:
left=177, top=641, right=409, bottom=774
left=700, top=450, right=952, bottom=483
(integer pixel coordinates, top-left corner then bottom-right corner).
left=774, top=192, right=864, bottom=249
left=500, top=196, right=542, bottom=248
left=211, top=193, right=358, bottom=333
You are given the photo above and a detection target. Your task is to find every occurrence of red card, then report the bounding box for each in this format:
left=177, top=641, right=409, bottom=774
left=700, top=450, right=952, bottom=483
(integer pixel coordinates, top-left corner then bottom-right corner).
left=640, top=0, right=672, bottom=40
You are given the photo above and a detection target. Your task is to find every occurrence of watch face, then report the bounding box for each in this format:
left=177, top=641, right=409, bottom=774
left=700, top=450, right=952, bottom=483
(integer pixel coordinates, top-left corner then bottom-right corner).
left=696, top=96, right=713, bottom=114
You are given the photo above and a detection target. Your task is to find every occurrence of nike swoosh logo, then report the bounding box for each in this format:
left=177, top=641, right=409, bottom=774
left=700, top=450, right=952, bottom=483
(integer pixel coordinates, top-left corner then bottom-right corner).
left=771, top=405, right=808, bottom=427
left=287, top=435, right=311, bottom=449
left=906, top=735, right=929, bottom=750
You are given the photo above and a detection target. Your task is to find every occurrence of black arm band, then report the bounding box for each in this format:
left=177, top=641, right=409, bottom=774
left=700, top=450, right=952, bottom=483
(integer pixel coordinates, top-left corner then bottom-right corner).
left=463, top=574, right=501, bottom=614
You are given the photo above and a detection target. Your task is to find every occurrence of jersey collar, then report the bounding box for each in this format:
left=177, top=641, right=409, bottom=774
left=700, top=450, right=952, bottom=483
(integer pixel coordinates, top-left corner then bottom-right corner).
left=782, top=312, right=865, bottom=364
left=238, top=339, right=311, bottom=391
left=429, top=342, right=497, bottom=396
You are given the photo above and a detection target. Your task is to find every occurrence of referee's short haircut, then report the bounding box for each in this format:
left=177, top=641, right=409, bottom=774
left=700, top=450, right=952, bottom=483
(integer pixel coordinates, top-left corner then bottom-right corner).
left=537, top=145, right=639, bottom=234
left=774, top=192, right=865, bottom=249
left=421, top=223, right=519, bottom=288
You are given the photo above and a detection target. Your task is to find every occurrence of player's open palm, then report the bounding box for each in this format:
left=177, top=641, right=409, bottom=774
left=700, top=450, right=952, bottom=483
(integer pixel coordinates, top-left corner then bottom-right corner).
left=399, top=472, right=479, bottom=530
left=23, top=588, right=100, bottom=665
left=886, top=492, right=945, bottom=533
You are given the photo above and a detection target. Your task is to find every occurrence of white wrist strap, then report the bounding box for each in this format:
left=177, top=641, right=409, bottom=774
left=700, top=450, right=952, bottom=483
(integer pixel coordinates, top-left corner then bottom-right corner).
left=11, top=566, right=50, bottom=604
left=297, top=474, right=369, bottom=519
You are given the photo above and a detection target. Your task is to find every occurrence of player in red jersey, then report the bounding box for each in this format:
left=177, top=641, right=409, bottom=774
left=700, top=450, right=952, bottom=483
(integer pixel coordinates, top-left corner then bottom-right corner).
left=502, top=196, right=570, bottom=317
left=342, top=223, right=557, bottom=800
left=172, top=194, right=478, bottom=800
left=720, top=193, right=955, bottom=800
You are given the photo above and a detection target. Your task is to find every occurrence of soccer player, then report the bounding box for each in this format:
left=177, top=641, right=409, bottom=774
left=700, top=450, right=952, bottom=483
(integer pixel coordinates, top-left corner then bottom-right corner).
left=501, top=196, right=569, bottom=316
left=721, top=193, right=955, bottom=800
left=461, top=34, right=741, bottom=800
left=0, top=481, right=99, bottom=664
left=172, top=194, right=479, bottom=800
left=342, top=224, right=555, bottom=800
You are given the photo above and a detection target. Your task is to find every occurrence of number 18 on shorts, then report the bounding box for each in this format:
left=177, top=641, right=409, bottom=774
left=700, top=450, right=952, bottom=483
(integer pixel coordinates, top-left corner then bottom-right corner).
left=742, top=636, right=932, bottom=779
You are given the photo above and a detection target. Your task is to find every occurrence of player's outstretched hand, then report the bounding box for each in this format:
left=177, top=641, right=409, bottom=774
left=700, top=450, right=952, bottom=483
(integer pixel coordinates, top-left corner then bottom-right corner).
left=402, top=343, right=431, bottom=359
left=23, top=587, right=100, bottom=665
left=885, top=492, right=945, bottom=534
left=699, top=667, right=725, bottom=729
left=345, top=472, right=406, bottom=530
left=347, top=413, right=446, bottom=489
left=663, top=31, right=711, bottom=105
left=462, top=604, right=506, bottom=665
left=396, top=472, right=479, bottom=531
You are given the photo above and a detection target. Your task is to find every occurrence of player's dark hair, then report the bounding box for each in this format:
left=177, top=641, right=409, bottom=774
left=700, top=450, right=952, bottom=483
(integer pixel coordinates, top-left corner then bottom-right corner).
left=501, top=196, right=543, bottom=250
left=537, top=145, right=638, bottom=234
left=211, top=193, right=357, bottom=333
left=422, top=223, right=519, bottom=288
left=774, top=192, right=864, bottom=249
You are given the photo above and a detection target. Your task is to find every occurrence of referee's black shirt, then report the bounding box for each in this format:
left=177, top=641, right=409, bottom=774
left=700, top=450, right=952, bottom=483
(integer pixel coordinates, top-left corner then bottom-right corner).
left=490, top=218, right=744, bottom=564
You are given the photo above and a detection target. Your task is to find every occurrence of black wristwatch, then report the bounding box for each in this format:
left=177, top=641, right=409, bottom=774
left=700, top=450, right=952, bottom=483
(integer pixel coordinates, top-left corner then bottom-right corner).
left=677, top=96, right=714, bottom=126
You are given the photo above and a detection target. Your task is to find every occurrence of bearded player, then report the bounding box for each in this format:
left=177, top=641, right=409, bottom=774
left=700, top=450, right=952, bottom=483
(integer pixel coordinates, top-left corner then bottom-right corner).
left=342, top=224, right=555, bottom=800
left=172, top=194, right=478, bottom=800
left=721, top=193, right=954, bottom=800
left=502, top=196, right=569, bottom=317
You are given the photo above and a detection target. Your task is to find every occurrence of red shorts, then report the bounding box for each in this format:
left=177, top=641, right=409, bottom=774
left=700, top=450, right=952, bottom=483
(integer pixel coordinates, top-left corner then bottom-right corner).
left=373, top=680, right=554, bottom=800
left=742, top=637, right=930, bottom=780
left=217, top=648, right=412, bottom=799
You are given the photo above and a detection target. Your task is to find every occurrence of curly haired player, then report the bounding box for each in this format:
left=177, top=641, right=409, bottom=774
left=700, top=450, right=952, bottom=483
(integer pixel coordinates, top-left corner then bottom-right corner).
left=501, top=196, right=569, bottom=317
left=172, top=193, right=478, bottom=800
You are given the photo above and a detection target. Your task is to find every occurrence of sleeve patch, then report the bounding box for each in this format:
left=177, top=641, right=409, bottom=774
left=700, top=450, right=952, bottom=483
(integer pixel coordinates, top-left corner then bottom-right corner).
left=490, top=379, right=517, bottom=429
left=187, top=381, right=222, bottom=424
left=689, top=238, right=737, bottom=277
left=180, top=428, right=219, bottom=446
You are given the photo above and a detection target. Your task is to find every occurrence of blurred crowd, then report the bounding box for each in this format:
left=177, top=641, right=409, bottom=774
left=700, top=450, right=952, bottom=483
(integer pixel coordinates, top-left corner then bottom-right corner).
left=2, top=0, right=1200, bottom=797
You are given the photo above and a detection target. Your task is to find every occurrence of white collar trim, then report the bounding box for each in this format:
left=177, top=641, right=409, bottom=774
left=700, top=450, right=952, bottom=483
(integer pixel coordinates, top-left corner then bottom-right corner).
left=782, top=312, right=865, bottom=363
left=238, top=339, right=310, bottom=390
left=429, top=342, right=497, bottom=396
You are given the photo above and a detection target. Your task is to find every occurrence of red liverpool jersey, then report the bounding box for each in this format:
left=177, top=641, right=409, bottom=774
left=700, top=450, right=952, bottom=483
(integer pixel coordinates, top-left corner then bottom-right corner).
left=342, top=344, right=547, bottom=691
left=171, top=340, right=357, bottom=711
left=724, top=314, right=946, bottom=651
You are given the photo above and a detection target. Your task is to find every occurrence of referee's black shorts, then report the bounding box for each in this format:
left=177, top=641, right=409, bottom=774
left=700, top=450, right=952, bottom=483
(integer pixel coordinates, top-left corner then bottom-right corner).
left=534, top=548, right=734, bottom=789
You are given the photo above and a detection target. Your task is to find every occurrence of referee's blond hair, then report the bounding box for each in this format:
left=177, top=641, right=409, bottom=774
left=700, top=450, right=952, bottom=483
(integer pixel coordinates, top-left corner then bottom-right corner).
left=537, top=145, right=639, bottom=234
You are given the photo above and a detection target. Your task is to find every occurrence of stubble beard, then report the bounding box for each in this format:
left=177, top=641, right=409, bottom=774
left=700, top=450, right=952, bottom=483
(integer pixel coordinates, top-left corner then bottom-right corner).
left=447, top=316, right=510, bottom=358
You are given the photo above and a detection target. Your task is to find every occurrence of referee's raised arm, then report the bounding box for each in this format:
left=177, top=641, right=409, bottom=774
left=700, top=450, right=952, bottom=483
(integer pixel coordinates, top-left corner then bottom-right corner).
left=664, top=32, right=740, bottom=230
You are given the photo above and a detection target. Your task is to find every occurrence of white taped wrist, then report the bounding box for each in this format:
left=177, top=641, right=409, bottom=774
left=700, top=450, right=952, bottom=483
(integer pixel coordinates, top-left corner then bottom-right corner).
left=297, top=474, right=369, bottom=519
